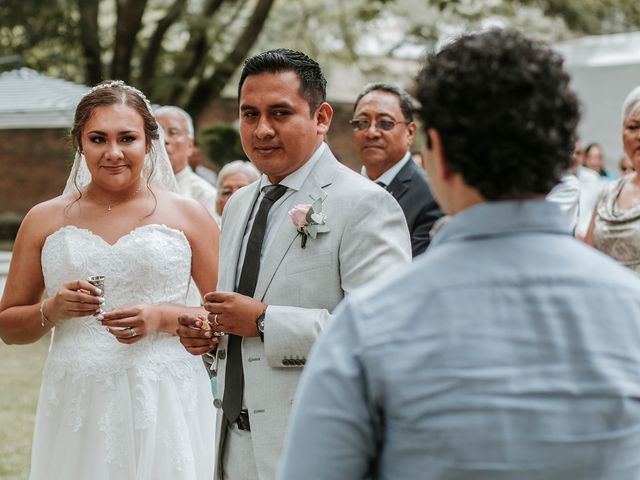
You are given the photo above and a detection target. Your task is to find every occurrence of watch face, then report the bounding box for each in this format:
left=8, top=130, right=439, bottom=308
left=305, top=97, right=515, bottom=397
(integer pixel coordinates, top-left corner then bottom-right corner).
left=257, top=316, right=265, bottom=332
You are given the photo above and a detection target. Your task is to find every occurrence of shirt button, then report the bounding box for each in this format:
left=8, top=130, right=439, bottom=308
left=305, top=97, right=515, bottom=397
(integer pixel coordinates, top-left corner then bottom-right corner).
left=218, top=350, right=226, bottom=360
left=213, top=398, right=222, bottom=408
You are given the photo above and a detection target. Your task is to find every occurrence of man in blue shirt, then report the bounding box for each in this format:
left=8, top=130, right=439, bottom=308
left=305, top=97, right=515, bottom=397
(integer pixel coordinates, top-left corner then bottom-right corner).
left=279, top=29, right=640, bottom=480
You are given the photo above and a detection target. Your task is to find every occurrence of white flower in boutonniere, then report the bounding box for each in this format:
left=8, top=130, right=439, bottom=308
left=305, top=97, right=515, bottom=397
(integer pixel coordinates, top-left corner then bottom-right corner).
left=288, top=198, right=330, bottom=249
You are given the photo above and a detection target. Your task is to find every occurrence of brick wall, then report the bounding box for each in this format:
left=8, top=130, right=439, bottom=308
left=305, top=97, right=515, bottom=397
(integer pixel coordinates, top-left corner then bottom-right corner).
left=0, top=128, right=73, bottom=218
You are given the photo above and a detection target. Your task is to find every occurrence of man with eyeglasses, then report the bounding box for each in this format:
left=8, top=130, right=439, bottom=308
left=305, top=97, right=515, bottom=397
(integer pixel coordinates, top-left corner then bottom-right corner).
left=352, top=83, right=442, bottom=256
left=156, top=105, right=218, bottom=219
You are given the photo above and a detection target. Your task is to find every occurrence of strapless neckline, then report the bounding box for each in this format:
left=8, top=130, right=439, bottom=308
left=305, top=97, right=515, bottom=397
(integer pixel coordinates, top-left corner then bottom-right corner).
left=44, top=223, right=187, bottom=248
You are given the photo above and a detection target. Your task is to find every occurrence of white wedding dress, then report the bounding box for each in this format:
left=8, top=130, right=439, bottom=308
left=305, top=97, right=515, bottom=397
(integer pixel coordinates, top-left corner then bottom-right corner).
left=30, top=224, right=215, bottom=480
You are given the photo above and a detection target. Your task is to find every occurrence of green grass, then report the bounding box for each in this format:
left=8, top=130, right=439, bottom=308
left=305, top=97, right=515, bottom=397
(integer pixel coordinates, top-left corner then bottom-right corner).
left=0, top=334, right=50, bottom=479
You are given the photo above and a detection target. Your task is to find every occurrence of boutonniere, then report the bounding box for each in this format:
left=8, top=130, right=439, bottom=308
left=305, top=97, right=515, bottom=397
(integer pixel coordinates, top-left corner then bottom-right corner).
left=288, top=198, right=330, bottom=248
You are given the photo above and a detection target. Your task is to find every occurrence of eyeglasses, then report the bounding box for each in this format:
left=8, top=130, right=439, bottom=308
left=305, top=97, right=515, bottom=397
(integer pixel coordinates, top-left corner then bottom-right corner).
left=349, top=119, right=408, bottom=132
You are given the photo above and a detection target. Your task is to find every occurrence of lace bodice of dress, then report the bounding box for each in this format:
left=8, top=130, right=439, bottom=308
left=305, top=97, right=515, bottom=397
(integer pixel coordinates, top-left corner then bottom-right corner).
left=41, top=224, right=195, bottom=376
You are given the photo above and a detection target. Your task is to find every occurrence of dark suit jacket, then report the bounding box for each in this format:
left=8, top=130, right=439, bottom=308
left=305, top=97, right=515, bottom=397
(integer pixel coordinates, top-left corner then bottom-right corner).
left=385, top=158, right=443, bottom=257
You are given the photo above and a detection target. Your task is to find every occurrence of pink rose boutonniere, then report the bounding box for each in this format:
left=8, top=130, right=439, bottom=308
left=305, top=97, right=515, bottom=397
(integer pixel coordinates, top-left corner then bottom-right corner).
left=288, top=198, right=330, bottom=248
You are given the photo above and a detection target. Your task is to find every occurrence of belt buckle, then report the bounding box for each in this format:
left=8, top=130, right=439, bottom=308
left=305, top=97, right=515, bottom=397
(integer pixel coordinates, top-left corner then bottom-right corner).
left=236, top=409, right=251, bottom=431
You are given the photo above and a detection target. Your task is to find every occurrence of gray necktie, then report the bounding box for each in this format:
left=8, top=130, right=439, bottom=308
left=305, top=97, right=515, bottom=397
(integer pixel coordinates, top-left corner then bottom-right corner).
left=222, top=184, right=288, bottom=424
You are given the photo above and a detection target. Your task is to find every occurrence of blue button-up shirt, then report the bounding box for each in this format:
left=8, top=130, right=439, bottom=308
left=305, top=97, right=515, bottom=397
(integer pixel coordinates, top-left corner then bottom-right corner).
left=279, top=200, right=640, bottom=480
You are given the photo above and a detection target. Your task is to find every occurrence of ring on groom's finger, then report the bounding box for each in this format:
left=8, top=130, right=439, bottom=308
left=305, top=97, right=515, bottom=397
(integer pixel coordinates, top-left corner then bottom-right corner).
left=213, top=314, right=219, bottom=326
left=129, top=327, right=137, bottom=338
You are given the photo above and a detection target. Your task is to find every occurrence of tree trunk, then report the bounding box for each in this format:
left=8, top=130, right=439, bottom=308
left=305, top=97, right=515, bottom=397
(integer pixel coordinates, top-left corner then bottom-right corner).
left=186, top=0, right=276, bottom=123
left=78, top=0, right=102, bottom=85
left=139, top=0, right=188, bottom=93
left=167, top=0, right=228, bottom=104
left=111, top=0, right=149, bottom=82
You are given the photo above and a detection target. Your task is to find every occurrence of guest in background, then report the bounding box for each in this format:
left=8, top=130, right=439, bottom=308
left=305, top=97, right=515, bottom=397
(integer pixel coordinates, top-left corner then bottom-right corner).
left=214, top=160, right=260, bottom=224
left=575, top=140, right=603, bottom=238
left=156, top=106, right=218, bottom=218
left=280, top=29, right=640, bottom=480
left=585, top=142, right=615, bottom=180
left=352, top=83, right=442, bottom=256
left=546, top=138, right=581, bottom=232
left=587, top=86, right=640, bottom=273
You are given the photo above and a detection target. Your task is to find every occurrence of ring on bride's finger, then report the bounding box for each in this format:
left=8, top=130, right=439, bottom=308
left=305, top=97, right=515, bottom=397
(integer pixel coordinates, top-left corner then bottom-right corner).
left=130, top=327, right=137, bottom=338
left=213, top=314, right=219, bottom=326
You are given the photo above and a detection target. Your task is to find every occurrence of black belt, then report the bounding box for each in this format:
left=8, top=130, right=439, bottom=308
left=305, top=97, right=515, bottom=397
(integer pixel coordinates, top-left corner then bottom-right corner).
left=235, top=409, right=251, bottom=431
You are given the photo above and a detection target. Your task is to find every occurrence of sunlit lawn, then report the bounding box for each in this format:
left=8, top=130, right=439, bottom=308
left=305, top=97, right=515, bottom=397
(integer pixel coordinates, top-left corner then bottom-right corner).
left=0, top=334, right=49, bottom=479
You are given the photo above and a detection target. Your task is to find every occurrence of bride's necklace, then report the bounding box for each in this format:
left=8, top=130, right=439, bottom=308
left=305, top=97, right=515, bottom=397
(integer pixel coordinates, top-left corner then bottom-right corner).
left=86, top=184, right=143, bottom=212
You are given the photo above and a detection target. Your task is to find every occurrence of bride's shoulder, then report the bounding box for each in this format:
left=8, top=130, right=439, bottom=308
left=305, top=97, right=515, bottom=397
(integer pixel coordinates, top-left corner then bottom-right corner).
left=154, top=188, right=210, bottom=218
left=21, top=194, right=77, bottom=238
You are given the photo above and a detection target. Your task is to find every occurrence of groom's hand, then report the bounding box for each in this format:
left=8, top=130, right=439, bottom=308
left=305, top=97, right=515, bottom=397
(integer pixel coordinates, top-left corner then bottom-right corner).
left=204, top=291, right=266, bottom=338
left=177, top=313, right=220, bottom=355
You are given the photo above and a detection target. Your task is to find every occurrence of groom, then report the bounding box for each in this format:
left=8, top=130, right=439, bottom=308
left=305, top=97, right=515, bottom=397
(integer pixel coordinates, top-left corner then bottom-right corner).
left=178, top=48, right=411, bottom=479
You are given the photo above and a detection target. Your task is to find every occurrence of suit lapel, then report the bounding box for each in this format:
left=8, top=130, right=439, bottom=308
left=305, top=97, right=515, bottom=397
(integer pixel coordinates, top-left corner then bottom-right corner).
left=386, top=159, right=414, bottom=202
left=254, top=149, right=338, bottom=300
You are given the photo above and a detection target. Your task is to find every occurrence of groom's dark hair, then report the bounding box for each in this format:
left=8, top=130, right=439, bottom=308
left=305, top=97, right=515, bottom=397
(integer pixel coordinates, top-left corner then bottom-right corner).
left=238, top=48, right=327, bottom=116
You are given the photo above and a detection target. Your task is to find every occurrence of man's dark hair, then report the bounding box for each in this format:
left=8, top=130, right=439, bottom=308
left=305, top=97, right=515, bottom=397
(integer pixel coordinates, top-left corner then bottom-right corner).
left=238, top=48, right=327, bottom=116
left=415, top=29, right=580, bottom=200
left=353, top=83, right=415, bottom=123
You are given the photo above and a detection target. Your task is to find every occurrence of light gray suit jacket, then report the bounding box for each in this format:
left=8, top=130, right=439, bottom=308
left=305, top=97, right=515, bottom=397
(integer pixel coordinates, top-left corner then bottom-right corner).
left=213, top=147, right=411, bottom=479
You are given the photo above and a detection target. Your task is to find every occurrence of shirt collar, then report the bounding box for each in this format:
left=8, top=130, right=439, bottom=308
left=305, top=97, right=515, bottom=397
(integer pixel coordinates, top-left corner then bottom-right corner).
left=361, top=151, right=411, bottom=186
left=259, top=142, right=326, bottom=191
left=430, top=200, right=572, bottom=249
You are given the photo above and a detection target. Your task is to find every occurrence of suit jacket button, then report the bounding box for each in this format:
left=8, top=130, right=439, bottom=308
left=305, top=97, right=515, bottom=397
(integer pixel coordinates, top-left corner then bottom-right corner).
left=213, top=398, right=222, bottom=409
left=218, top=350, right=226, bottom=360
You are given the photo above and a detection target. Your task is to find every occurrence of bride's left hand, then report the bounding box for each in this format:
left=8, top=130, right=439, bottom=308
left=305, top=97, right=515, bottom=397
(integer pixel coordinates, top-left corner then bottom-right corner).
left=101, top=304, right=160, bottom=344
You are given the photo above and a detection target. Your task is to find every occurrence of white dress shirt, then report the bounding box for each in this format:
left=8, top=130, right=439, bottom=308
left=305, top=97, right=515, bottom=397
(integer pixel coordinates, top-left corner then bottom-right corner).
left=361, top=151, right=412, bottom=186
left=175, top=166, right=218, bottom=219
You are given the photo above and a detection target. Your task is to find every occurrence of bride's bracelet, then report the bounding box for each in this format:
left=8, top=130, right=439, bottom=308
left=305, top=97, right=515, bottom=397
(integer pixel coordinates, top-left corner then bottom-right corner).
left=39, top=300, right=56, bottom=328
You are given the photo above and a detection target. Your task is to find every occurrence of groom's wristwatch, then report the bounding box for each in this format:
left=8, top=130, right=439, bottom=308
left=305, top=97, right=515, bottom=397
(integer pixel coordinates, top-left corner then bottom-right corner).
left=256, top=311, right=266, bottom=342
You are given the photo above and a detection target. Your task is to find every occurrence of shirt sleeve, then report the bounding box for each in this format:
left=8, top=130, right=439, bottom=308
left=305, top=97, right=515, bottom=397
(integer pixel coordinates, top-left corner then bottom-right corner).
left=277, top=299, right=378, bottom=480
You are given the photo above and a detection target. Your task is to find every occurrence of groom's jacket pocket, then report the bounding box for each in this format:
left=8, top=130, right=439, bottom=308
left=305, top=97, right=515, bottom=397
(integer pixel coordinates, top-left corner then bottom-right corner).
left=285, top=251, right=333, bottom=275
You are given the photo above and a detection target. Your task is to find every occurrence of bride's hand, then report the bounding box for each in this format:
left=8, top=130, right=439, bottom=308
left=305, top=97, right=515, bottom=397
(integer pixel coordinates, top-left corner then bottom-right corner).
left=47, top=280, right=104, bottom=323
left=101, top=303, right=160, bottom=344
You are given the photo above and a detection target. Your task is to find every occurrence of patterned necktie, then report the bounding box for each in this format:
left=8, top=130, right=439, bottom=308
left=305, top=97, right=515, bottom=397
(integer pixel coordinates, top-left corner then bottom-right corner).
left=223, top=184, right=288, bottom=424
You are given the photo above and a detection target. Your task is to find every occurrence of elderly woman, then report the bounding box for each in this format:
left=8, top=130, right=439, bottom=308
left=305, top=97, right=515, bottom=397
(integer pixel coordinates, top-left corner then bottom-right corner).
left=214, top=160, right=260, bottom=224
left=587, top=86, right=640, bottom=272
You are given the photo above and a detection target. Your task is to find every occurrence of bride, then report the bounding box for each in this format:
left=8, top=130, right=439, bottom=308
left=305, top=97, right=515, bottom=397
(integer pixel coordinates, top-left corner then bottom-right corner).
left=0, top=81, right=219, bottom=479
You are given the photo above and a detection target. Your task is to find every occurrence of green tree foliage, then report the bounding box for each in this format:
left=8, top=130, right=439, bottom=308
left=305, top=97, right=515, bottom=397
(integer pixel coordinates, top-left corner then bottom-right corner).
left=3, top=0, right=640, bottom=122
left=199, top=122, right=246, bottom=168
left=0, top=0, right=276, bottom=122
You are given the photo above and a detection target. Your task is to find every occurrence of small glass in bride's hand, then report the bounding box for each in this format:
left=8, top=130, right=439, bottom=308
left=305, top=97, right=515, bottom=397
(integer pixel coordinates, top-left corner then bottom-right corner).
left=87, top=275, right=106, bottom=317
left=87, top=275, right=105, bottom=294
